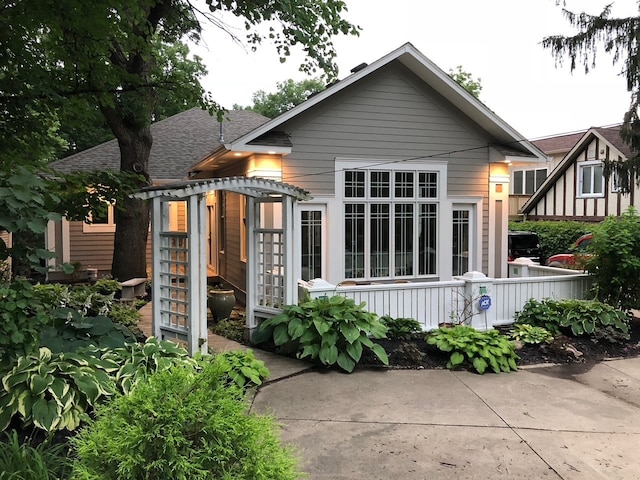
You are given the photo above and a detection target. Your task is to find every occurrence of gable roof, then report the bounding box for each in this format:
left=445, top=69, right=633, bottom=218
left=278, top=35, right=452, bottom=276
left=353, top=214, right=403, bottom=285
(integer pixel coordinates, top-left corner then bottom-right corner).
left=522, top=125, right=631, bottom=213
left=214, top=42, right=546, bottom=163
left=50, top=108, right=270, bottom=181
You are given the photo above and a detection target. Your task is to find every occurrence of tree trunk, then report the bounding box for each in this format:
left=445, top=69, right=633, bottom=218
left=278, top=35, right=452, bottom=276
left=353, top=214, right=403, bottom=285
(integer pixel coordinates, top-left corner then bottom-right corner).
left=110, top=127, right=152, bottom=281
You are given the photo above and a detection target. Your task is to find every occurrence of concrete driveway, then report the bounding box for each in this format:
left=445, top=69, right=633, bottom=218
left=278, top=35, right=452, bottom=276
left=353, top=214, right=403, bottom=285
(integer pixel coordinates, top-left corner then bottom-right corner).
left=250, top=358, right=640, bottom=479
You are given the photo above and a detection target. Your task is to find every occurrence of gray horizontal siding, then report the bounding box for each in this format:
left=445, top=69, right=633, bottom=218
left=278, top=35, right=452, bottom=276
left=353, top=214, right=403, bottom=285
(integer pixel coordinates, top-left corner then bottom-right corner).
left=281, top=64, right=491, bottom=197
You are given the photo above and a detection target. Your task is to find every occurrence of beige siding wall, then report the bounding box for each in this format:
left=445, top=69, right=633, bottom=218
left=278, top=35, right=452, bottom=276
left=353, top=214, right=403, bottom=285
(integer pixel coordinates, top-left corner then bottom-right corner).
left=528, top=137, right=636, bottom=220
left=67, top=222, right=152, bottom=278
left=217, top=192, right=247, bottom=293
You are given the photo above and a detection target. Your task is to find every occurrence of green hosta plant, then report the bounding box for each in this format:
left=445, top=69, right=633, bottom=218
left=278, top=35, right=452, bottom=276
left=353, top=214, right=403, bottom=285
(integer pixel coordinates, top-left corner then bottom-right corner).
left=427, top=326, right=518, bottom=374
left=510, top=323, right=553, bottom=345
left=515, top=298, right=630, bottom=343
left=380, top=316, right=422, bottom=340
left=0, top=347, right=117, bottom=433
left=257, top=295, right=389, bottom=373
left=39, top=308, right=136, bottom=353
left=99, top=337, right=197, bottom=395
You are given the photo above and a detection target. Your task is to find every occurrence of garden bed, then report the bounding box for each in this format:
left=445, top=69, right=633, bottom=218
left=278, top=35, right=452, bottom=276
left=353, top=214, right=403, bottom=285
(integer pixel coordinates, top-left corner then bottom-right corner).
left=218, top=315, right=640, bottom=370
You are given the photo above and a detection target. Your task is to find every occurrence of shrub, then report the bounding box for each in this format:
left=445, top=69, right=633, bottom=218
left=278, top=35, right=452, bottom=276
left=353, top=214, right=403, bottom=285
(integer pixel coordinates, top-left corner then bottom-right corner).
left=0, top=347, right=116, bottom=433
left=256, top=295, right=388, bottom=373
left=0, top=430, right=73, bottom=479
left=513, top=298, right=562, bottom=335
left=586, top=207, right=640, bottom=311
left=515, top=298, right=630, bottom=343
left=107, top=302, right=141, bottom=328
left=379, top=316, right=422, bottom=340
left=427, top=326, right=518, bottom=374
left=510, top=324, right=553, bottom=345
left=72, top=363, right=303, bottom=480
left=0, top=279, right=50, bottom=368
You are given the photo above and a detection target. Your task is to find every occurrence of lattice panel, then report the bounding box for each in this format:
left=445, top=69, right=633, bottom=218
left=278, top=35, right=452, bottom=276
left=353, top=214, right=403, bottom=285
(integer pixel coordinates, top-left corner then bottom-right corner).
left=256, top=230, right=284, bottom=308
left=158, top=233, right=190, bottom=338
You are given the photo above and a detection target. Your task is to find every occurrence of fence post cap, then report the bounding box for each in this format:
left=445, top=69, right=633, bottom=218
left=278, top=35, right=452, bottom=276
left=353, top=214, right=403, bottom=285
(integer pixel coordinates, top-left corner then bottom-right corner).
left=461, top=271, right=487, bottom=281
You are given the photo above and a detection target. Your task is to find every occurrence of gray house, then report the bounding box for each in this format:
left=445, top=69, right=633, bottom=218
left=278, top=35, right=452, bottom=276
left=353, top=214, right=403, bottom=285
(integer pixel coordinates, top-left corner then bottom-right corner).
left=48, top=42, right=546, bottom=298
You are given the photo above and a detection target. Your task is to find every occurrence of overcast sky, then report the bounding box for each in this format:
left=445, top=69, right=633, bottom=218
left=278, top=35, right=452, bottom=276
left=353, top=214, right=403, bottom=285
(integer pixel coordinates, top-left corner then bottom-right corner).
left=191, top=0, right=638, bottom=140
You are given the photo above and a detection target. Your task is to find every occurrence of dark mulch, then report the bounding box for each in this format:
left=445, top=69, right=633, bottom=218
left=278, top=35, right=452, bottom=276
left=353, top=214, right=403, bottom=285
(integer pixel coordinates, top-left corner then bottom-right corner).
left=361, top=316, right=640, bottom=370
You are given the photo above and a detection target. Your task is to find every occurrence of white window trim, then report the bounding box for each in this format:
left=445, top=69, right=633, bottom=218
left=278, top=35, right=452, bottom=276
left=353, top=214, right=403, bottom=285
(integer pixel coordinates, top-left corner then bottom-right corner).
left=336, top=158, right=448, bottom=281
left=298, top=203, right=327, bottom=281
left=511, top=167, right=547, bottom=195
left=577, top=160, right=605, bottom=198
left=82, top=204, right=115, bottom=233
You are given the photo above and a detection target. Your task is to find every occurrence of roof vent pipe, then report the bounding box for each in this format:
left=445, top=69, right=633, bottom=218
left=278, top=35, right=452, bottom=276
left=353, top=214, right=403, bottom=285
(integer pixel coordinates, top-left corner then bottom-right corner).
left=219, top=122, right=224, bottom=143
left=350, top=62, right=368, bottom=73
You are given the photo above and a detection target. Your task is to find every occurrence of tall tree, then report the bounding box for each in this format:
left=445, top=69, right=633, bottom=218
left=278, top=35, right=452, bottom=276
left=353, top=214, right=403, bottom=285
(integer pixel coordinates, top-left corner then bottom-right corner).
left=543, top=4, right=640, bottom=191
left=1, top=0, right=358, bottom=281
left=449, top=66, right=482, bottom=99
left=238, top=78, right=326, bottom=118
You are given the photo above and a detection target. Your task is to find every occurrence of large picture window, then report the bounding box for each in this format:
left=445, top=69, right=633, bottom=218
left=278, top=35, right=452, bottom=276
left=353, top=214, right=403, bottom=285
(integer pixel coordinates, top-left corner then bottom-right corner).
left=578, top=161, right=604, bottom=197
left=343, top=168, right=439, bottom=280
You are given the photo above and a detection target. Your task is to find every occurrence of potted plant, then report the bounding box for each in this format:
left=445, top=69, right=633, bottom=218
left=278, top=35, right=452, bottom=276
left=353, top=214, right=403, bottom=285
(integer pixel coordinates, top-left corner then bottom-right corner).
left=207, top=285, right=236, bottom=323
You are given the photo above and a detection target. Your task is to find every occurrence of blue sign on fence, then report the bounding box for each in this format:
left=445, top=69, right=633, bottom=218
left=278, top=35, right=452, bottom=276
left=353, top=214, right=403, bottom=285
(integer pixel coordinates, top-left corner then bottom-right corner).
left=479, top=295, right=492, bottom=311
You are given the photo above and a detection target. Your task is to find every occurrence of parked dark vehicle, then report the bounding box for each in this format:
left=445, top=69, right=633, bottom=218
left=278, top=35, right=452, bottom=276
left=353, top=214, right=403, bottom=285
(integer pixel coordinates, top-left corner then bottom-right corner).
left=508, top=231, right=542, bottom=264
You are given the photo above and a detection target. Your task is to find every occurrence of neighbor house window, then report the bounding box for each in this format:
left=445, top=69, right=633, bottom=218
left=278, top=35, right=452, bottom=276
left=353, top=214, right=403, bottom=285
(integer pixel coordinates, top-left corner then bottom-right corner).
left=578, top=161, right=604, bottom=197
left=512, top=168, right=547, bottom=195
left=342, top=167, right=440, bottom=280
left=82, top=202, right=115, bottom=233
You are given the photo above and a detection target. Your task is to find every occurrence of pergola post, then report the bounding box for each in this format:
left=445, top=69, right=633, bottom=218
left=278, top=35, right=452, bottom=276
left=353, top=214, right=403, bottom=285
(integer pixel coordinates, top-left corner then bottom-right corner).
left=135, top=177, right=311, bottom=357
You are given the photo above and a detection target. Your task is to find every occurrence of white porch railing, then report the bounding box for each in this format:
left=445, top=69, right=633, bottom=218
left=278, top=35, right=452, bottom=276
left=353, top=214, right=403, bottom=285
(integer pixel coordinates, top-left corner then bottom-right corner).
left=301, top=260, right=591, bottom=331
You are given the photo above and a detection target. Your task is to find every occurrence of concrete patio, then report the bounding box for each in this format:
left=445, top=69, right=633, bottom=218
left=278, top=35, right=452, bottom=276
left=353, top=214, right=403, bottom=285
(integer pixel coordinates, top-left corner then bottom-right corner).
left=138, top=302, right=640, bottom=479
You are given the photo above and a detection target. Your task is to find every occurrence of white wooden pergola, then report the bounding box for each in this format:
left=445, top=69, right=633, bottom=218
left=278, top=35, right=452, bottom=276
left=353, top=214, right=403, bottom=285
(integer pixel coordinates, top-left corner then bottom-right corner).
left=134, top=177, right=311, bottom=355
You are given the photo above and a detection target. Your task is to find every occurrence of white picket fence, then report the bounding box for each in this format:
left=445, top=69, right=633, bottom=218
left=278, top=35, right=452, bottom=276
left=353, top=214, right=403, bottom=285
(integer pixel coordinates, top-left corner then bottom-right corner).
left=300, top=260, right=591, bottom=331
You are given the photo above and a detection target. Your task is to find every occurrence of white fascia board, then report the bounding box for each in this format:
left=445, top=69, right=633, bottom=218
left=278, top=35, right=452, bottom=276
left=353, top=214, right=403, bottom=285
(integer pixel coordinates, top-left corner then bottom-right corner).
left=224, top=144, right=291, bottom=155
left=504, top=155, right=551, bottom=164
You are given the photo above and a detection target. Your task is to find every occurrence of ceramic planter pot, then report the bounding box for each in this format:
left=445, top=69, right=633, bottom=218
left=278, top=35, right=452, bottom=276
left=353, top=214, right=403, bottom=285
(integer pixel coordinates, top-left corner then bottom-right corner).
left=207, top=289, right=236, bottom=322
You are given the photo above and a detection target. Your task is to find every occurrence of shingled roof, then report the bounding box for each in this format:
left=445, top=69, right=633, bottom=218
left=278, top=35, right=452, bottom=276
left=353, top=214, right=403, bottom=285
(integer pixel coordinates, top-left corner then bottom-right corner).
left=50, top=108, right=270, bottom=181
left=532, top=130, right=587, bottom=155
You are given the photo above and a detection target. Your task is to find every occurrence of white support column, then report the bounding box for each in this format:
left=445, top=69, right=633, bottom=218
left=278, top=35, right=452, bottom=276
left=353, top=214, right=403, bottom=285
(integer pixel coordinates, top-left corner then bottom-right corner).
left=187, top=194, right=205, bottom=356
left=197, top=194, right=208, bottom=354
left=283, top=196, right=295, bottom=305
left=246, top=196, right=257, bottom=330
left=151, top=197, right=166, bottom=340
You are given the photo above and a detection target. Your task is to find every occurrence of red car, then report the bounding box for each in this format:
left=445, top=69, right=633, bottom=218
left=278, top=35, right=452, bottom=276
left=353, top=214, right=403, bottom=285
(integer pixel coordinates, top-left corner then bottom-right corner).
left=546, top=234, right=593, bottom=269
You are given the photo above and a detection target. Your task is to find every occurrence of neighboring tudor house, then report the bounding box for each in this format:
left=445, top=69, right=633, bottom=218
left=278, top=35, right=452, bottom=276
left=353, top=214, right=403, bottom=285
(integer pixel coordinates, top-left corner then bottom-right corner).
left=47, top=108, right=270, bottom=278
left=49, top=42, right=546, bottom=294
left=522, top=125, right=635, bottom=221
left=508, top=130, right=586, bottom=219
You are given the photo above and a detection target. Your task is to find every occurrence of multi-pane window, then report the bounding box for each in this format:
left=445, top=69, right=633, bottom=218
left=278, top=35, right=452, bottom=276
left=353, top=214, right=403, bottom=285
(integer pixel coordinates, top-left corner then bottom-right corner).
left=344, top=169, right=438, bottom=279
left=578, top=162, right=604, bottom=197
left=452, top=210, right=470, bottom=276
left=512, top=168, right=547, bottom=195
left=301, top=210, right=323, bottom=281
